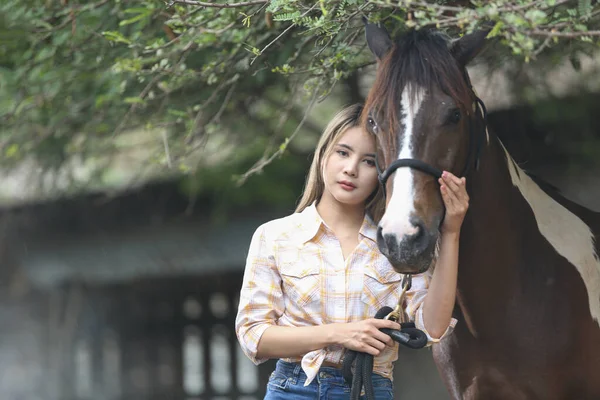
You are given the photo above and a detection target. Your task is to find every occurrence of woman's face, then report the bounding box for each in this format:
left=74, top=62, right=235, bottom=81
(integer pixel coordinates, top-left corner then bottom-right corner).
left=321, top=126, right=379, bottom=208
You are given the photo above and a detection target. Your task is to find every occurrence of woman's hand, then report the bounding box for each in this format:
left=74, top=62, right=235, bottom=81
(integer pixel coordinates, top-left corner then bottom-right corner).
left=331, top=319, right=401, bottom=356
left=439, top=171, right=470, bottom=234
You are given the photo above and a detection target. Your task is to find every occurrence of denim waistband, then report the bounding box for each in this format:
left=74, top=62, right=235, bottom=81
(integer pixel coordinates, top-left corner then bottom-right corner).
left=273, top=359, right=392, bottom=387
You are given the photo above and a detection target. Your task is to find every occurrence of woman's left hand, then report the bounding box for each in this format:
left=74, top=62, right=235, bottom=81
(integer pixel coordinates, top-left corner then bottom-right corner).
left=439, top=171, right=470, bottom=234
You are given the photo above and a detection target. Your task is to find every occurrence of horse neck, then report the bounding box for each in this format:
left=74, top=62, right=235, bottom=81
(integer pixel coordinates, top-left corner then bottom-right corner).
left=447, top=133, right=536, bottom=341
left=463, top=132, right=522, bottom=245
left=462, top=130, right=594, bottom=275
left=456, top=132, right=531, bottom=293
left=456, top=130, right=600, bottom=337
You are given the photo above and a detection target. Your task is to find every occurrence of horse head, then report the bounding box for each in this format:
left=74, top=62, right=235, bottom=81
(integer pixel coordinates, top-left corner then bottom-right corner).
left=362, top=21, right=491, bottom=274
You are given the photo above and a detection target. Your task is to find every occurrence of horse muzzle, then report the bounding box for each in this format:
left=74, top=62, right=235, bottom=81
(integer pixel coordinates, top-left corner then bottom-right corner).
left=376, top=222, right=438, bottom=274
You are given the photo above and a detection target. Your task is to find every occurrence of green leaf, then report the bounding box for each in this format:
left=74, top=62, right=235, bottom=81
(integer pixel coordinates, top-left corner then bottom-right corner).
left=168, top=109, right=188, bottom=118
left=273, top=11, right=301, bottom=21
left=487, top=21, right=504, bottom=38
left=124, top=96, right=146, bottom=105
left=579, top=0, right=592, bottom=18
left=279, top=137, right=290, bottom=151
left=319, top=0, right=328, bottom=16
left=14, top=97, right=34, bottom=116
left=5, top=144, right=19, bottom=158
left=119, top=8, right=152, bottom=27
left=102, top=31, right=131, bottom=45
left=525, top=10, right=547, bottom=25
left=123, top=7, right=153, bottom=14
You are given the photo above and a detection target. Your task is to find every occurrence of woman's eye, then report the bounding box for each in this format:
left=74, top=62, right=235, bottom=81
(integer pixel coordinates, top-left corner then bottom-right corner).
left=337, top=150, right=348, bottom=157
left=365, top=159, right=376, bottom=167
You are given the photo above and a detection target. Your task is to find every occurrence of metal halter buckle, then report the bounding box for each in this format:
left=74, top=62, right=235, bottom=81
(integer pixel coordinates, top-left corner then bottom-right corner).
left=384, top=274, right=412, bottom=323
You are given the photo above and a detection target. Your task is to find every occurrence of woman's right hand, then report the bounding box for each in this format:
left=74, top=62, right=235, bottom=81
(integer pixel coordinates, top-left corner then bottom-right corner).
left=332, top=319, right=402, bottom=356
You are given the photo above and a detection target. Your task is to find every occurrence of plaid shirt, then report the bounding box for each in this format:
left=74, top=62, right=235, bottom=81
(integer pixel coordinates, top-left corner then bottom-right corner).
left=235, top=203, right=456, bottom=386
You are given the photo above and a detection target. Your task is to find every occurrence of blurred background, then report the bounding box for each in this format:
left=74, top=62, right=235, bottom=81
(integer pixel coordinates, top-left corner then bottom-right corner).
left=2, top=1, right=600, bottom=399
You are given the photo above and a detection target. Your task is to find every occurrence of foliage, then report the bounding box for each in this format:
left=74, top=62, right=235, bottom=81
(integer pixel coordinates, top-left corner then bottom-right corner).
left=1, top=0, right=600, bottom=197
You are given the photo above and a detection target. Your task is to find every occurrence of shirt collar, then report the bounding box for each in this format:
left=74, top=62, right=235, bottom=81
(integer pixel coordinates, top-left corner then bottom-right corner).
left=360, top=213, right=378, bottom=242
left=294, top=203, right=323, bottom=245
left=294, top=203, right=378, bottom=244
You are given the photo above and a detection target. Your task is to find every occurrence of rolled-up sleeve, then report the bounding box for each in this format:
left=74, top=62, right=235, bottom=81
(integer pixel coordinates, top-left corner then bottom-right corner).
left=235, top=224, right=285, bottom=365
left=404, top=273, right=457, bottom=346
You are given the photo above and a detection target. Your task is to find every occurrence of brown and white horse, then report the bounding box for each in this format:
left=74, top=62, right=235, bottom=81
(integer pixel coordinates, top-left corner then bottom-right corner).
left=361, top=21, right=600, bottom=399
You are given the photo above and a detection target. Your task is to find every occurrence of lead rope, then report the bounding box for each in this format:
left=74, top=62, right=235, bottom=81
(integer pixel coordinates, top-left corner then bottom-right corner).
left=342, top=274, right=428, bottom=400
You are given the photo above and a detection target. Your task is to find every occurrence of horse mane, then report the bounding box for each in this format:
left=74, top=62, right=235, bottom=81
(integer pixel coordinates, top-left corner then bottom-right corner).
left=362, top=28, right=475, bottom=165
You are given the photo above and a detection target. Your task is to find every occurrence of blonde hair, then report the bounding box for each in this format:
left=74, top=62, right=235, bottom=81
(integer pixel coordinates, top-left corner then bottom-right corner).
left=295, top=103, right=385, bottom=223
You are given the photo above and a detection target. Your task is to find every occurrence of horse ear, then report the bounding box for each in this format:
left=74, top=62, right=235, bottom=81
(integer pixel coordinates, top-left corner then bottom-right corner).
left=450, top=24, right=492, bottom=66
left=363, top=17, right=393, bottom=60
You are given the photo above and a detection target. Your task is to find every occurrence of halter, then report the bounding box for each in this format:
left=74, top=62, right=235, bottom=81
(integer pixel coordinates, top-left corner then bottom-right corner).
left=374, top=95, right=488, bottom=199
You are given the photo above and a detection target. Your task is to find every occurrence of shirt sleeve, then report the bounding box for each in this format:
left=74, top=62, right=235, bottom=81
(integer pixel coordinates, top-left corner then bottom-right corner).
left=235, top=224, right=285, bottom=365
left=404, top=272, right=457, bottom=346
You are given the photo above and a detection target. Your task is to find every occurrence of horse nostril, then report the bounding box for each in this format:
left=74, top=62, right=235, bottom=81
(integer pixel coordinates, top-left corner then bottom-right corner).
left=377, top=226, right=397, bottom=256
left=378, top=218, right=430, bottom=258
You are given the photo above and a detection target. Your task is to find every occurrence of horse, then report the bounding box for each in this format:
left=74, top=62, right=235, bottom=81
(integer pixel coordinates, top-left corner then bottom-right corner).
left=360, top=20, right=600, bottom=399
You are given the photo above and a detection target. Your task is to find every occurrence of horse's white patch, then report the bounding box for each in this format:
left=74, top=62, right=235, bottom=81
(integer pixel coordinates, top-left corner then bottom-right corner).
left=379, top=85, right=426, bottom=238
left=472, top=99, right=490, bottom=144
left=501, top=142, right=600, bottom=326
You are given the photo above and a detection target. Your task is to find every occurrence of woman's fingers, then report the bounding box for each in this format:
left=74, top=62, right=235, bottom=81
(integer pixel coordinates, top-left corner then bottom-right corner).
left=452, top=176, right=469, bottom=202
left=441, top=172, right=468, bottom=205
left=446, top=171, right=463, bottom=185
left=372, top=330, right=394, bottom=347
left=362, top=319, right=401, bottom=350
left=369, top=320, right=398, bottom=345
left=370, top=318, right=401, bottom=331
left=443, top=173, right=467, bottom=198
left=439, top=172, right=469, bottom=233
left=343, top=318, right=407, bottom=355
left=365, top=336, right=387, bottom=352
left=442, top=174, right=461, bottom=193
left=439, top=180, right=456, bottom=208
left=352, top=334, right=386, bottom=355
left=361, top=344, right=381, bottom=356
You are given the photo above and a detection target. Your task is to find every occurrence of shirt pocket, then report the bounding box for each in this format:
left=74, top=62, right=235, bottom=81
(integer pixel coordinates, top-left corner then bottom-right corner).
left=278, top=249, right=321, bottom=308
left=361, top=263, right=402, bottom=316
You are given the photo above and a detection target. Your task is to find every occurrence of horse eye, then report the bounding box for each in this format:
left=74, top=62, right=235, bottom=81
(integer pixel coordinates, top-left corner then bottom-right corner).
left=449, top=109, right=461, bottom=124
left=367, top=117, right=378, bottom=133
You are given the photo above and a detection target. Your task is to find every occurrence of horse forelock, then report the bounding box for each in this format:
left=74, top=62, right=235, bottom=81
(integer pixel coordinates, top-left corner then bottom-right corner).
left=363, top=28, right=475, bottom=169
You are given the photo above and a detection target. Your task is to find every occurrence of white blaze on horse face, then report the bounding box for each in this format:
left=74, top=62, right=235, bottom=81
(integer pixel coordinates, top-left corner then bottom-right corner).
left=379, top=85, right=425, bottom=238
left=502, top=143, right=600, bottom=326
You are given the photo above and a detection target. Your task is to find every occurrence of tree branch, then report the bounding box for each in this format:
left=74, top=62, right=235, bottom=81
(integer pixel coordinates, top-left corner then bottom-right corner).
left=236, top=79, right=323, bottom=186
left=167, top=0, right=268, bottom=8
left=527, top=29, right=600, bottom=38
left=250, top=3, right=317, bottom=65
left=370, top=0, right=571, bottom=14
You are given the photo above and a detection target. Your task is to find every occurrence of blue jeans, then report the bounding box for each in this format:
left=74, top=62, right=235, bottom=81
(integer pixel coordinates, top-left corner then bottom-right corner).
left=264, top=360, right=394, bottom=400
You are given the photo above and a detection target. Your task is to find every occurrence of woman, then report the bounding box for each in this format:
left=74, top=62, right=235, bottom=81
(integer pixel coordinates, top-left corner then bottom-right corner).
left=235, top=103, right=469, bottom=399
